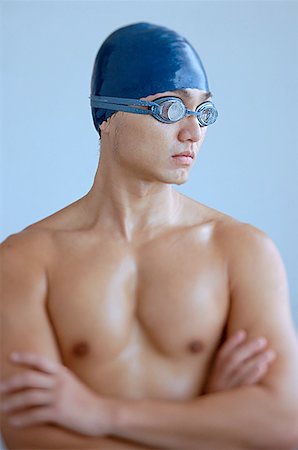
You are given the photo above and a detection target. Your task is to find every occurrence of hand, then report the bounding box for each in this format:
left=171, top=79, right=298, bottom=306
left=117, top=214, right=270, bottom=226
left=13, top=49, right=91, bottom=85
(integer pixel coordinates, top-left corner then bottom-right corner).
left=205, top=330, right=276, bottom=394
left=0, top=352, right=113, bottom=436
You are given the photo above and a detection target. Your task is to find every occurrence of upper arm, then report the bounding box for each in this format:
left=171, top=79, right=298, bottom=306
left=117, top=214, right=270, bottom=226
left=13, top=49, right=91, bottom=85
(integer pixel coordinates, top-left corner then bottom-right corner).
left=0, top=232, right=62, bottom=446
left=225, top=223, right=298, bottom=399
left=0, top=232, right=62, bottom=372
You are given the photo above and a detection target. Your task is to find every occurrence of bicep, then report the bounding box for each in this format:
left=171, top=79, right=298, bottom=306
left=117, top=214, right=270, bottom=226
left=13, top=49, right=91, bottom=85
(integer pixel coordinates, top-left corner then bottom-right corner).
left=226, top=225, right=298, bottom=395
left=0, top=236, right=62, bottom=446
left=0, top=239, right=62, bottom=376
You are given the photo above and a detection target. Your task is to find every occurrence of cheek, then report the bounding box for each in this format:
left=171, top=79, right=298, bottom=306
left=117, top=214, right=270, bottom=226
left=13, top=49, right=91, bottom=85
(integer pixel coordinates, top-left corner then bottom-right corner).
left=116, top=115, right=172, bottom=157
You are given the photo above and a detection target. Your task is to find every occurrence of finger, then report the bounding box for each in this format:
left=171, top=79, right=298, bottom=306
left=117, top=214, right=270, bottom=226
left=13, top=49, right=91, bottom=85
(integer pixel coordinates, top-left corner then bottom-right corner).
left=225, top=337, right=268, bottom=373
left=241, top=363, right=269, bottom=385
left=0, top=389, right=53, bottom=413
left=217, top=330, right=247, bottom=360
left=9, top=406, right=53, bottom=427
left=0, top=371, right=55, bottom=394
left=230, top=349, right=276, bottom=386
left=9, top=352, right=60, bottom=375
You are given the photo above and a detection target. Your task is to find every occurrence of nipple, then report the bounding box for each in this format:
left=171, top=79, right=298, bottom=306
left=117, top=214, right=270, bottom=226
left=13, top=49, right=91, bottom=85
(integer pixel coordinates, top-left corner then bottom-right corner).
left=188, top=339, right=204, bottom=354
left=72, top=341, right=89, bottom=357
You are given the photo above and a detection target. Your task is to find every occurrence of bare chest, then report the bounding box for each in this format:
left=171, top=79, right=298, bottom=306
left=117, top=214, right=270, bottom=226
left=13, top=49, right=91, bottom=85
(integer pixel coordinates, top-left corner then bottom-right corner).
left=47, top=229, right=229, bottom=397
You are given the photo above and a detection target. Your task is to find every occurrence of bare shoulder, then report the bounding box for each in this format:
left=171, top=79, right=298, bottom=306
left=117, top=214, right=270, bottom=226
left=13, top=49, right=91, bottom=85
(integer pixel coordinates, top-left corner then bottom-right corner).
left=0, top=229, right=54, bottom=285
left=200, top=207, right=288, bottom=301
left=0, top=195, right=88, bottom=260
left=181, top=194, right=281, bottom=263
left=214, top=213, right=273, bottom=248
left=213, top=215, right=280, bottom=264
left=180, top=193, right=262, bottom=236
left=0, top=195, right=76, bottom=265
left=183, top=195, right=275, bottom=249
left=213, top=213, right=284, bottom=276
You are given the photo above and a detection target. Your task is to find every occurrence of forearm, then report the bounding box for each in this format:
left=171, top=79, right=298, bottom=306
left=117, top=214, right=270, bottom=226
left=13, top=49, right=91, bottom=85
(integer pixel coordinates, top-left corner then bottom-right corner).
left=109, top=386, right=296, bottom=450
left=2, top=425, right=108, bottom=450
left=1, top=423, right=150, bottom=450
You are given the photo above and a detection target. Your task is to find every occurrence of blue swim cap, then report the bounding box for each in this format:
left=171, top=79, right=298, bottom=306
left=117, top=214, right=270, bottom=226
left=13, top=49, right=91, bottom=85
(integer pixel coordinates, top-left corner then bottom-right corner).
left=90, top=22, right=210, bottom=134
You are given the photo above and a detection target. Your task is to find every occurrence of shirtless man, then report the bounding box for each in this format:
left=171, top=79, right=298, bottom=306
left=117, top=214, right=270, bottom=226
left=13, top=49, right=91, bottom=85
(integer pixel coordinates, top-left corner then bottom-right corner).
left=1, top=22, right=298, bottom=450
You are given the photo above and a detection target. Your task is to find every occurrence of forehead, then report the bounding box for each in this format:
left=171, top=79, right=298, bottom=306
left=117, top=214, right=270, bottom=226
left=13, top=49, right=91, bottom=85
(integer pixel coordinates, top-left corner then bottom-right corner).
left=143, top=88, right=212, bottom=103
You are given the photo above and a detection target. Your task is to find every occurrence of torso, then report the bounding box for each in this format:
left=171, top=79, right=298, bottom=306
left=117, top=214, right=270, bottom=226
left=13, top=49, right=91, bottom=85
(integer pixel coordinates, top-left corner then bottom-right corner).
left=8, top=193, right=237, bottom=448
left=47, top=218, right=229, bottom=400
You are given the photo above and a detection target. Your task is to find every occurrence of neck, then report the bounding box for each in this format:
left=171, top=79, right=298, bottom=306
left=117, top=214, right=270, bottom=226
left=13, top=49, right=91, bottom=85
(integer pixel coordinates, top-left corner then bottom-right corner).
left=83, top=151, right=182, bottom=242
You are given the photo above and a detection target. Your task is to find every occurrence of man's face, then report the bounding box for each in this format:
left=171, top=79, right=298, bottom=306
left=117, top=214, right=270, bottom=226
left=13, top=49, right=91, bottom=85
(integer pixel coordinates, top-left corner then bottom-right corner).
left=100, top=88, right=212, bottom=186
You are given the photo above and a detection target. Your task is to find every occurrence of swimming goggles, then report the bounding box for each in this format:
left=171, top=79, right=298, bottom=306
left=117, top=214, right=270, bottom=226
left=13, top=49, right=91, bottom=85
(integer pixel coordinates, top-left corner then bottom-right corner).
left=90, top=95, right=218, bottom=127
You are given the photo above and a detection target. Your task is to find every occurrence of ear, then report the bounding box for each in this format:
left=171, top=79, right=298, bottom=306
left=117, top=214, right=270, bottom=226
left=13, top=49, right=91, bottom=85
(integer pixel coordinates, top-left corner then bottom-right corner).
left=100, top=113, right=116, bottom=134
left=99, top=120, right=109, bottom=134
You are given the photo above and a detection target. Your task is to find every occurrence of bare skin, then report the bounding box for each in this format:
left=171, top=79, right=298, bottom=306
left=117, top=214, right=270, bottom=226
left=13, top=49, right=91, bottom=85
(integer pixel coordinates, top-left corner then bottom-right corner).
left=1, top=88, right=297, bottom=449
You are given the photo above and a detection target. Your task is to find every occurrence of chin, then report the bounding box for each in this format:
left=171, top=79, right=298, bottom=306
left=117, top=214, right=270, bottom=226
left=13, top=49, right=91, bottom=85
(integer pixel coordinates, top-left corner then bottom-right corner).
left=174, top=178, right=188, bottom=186
left=171, top=169, right=190, bottom=185
left=152, top=167, right=190, bottom=185
left=160, top=173, right=189, bottom=186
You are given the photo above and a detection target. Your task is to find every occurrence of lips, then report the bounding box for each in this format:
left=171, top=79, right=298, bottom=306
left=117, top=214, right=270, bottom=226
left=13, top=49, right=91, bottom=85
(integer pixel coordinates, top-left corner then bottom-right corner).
left=172, top=151, right=194, bottom=159
left=171, top=151, right=194, bottom=166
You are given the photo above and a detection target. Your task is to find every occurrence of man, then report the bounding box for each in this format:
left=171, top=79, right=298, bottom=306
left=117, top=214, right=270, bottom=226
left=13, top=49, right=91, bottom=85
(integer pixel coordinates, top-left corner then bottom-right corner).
left=1, top=22, right=297, bottom=449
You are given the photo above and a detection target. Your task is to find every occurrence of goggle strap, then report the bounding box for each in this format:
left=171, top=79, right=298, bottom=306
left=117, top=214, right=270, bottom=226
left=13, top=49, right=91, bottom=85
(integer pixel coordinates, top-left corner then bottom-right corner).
left=93, top=102, right=156, bottom=117
left=90, top=95, right=157, bottom=108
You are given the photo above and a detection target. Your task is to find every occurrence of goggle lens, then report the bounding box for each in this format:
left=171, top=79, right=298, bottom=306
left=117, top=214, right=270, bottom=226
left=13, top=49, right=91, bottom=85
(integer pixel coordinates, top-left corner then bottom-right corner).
left=196, top=102, right=218, bottom=126
left=160, top=100, right=185, bottom=122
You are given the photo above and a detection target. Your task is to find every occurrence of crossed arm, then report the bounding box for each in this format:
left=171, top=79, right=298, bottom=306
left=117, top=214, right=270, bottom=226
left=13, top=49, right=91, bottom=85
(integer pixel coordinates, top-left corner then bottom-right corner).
left=1, top=225, right=298, bottom=449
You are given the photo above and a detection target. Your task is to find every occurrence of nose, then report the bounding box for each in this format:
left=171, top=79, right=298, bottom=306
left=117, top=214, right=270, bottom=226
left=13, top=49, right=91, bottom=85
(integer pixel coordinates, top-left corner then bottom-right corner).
left=177, top=115, right=204, bottom=144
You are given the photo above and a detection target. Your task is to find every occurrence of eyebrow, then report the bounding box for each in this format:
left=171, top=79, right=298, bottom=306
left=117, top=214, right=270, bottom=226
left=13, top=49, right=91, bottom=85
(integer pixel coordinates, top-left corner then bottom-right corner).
left=174, top=89, right=213, bottom=102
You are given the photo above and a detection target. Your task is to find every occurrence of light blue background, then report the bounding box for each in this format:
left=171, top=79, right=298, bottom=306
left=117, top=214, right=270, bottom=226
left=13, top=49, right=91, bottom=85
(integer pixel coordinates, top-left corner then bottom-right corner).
left=1, top=1, right=298, bottom=314
left=0, top=1, right=297, bottom=449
